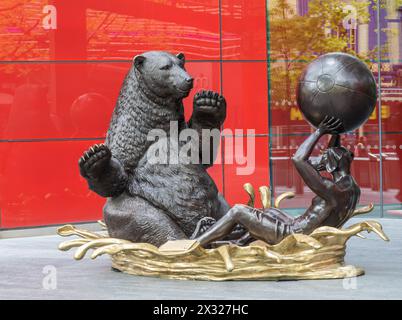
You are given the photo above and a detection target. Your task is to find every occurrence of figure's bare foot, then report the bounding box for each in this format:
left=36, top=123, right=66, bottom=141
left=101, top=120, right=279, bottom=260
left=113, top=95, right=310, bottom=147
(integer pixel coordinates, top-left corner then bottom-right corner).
left=190, top=217, right=216, bottom=239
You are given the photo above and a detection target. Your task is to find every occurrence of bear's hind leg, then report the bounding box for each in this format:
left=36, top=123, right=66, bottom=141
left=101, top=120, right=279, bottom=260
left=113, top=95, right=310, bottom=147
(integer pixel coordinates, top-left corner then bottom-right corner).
left=103, top=194, right=186, bottom=247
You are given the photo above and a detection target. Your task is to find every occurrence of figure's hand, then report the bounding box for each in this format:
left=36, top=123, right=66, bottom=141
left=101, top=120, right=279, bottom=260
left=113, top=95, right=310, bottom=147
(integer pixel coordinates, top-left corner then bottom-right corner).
left=317, top=116, right=343, bottom=135
left=79, top=144, right=112, bottom=179
left=192, top=90, right=226, bottom=127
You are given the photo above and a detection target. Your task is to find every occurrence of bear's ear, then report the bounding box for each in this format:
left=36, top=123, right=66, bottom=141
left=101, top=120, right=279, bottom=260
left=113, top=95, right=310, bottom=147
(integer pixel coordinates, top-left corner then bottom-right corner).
left=176, top=52, right=185, bottom=63
left=134, top=55, right=146, bottom=70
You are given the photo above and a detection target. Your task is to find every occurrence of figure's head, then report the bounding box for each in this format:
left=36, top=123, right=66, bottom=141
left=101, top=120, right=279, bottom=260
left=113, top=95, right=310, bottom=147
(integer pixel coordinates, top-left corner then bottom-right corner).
left=133, top=51, right=193, bottom=99
left=314, top=147, right=354, bottom=174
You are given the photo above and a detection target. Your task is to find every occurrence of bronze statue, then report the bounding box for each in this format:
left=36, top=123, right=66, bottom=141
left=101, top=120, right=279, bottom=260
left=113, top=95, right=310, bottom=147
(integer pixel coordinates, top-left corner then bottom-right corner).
left=59, top=52, right=388, bottom=281
left=78, top=51, right=378, bottom=248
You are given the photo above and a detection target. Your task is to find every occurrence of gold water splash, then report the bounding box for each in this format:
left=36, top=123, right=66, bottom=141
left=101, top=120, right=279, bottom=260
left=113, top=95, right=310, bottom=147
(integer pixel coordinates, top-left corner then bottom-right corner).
left=274, top=192, right=295, bottom=208
left=258, top=186, right=271, bottom=208
left=57, top=198, right=389, bottom=281
left=243, top=183, right=255, bottom=207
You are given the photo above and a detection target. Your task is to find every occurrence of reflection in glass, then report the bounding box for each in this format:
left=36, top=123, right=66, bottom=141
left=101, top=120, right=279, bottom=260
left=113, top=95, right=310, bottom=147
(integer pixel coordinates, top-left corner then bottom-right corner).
left=267, top=0, right=391, bottom=215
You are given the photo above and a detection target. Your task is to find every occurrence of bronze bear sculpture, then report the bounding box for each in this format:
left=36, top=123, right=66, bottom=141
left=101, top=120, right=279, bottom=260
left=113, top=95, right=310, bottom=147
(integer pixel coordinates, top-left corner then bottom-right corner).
left=79, top=51, right=230, bottom=246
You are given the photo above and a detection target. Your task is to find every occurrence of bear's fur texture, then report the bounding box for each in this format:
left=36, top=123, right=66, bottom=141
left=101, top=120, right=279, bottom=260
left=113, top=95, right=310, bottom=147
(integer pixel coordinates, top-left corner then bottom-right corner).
left=79, top=51, right=229, bottom=246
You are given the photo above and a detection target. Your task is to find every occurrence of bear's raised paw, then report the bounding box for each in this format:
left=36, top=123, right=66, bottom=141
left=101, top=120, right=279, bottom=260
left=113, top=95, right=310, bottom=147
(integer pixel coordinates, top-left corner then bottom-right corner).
left=79, top=144, right=111, bottom=179
left=192, top=90, right=226, bottom=125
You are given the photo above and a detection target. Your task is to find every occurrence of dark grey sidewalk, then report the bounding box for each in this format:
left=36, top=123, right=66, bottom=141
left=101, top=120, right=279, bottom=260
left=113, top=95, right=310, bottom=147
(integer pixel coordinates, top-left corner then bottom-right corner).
left=0, top=218, right=401, bottom=300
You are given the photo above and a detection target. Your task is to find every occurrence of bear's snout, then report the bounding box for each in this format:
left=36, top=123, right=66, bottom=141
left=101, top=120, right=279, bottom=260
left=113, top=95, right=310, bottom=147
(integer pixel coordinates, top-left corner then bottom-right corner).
left=183, top=77, right=194, bottom=90
left=176, top=75, right=193, bottom=93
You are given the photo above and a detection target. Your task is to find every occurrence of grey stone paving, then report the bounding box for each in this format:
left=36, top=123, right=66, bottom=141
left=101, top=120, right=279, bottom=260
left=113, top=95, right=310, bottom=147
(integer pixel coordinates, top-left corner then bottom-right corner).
left=0, top=218, right=401, bottom=300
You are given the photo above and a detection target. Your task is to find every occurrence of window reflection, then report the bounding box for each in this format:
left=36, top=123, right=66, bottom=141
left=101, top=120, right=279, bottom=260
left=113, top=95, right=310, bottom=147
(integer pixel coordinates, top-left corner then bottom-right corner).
left=0, top=0, right=222, bottom=61
left=269, top=0, right=402, bottom=215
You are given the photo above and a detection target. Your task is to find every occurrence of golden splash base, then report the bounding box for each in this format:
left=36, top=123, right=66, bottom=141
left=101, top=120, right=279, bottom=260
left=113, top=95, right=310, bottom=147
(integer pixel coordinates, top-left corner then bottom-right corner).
left=57, top=220, right=388, bottom=281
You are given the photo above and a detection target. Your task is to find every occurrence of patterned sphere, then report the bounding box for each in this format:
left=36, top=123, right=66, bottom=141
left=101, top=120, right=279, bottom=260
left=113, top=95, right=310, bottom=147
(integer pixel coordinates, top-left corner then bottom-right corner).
left=296, top=52, right=377, bottom=133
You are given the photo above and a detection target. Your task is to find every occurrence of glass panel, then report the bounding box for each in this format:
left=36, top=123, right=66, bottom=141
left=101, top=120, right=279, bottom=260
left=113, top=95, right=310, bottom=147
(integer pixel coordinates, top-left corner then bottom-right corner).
left=223, top=136, right=269, bottom=206
left=0, top=62, right=126, bottom=140
left=0, top=59, right=221, bottom=228
left=381, top=0, right=402, bottom=218
left=222, top=62, right=268, bottom=133
left=0, top=0, right=220, bottom=61
left=267, top=0, right=382, bottom=216
left=221, top=0, right=267, bottom=60
left=0, top=140, right=104, bottom=228
left=382, top=133, right=402, bottom=217
left=0, top=62, right=220, bottom=140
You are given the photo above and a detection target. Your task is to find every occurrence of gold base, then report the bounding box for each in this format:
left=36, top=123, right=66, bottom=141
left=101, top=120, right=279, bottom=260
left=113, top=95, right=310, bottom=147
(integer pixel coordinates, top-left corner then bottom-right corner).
left=57, top=220, right=388, bottom=281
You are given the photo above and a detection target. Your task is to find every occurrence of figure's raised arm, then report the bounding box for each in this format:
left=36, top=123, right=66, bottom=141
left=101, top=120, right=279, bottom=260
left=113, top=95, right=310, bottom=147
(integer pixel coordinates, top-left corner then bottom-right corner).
left=292, top=116, right=342, bottom=199
left=328, top=133, right=341, bottom=148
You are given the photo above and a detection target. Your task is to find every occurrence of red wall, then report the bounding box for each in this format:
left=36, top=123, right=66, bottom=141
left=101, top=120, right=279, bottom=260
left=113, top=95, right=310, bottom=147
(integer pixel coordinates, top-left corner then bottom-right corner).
left=0, top=1, right=268, bottom=228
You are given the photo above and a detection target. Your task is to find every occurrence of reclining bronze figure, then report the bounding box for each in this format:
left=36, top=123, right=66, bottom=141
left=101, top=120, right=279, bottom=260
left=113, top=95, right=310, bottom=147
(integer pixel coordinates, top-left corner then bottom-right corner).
left=194, top=116, right=360, bottom=246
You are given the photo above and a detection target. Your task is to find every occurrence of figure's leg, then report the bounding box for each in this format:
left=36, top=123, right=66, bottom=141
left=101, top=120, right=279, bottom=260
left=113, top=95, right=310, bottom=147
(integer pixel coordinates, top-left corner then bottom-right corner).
left=212, top=196, right=294, bottom=237
left=228, top=208, right=298, bottom=245
left=211, top=193, right=249, bottom=239
left=196, top=205, right=296, bottom=246
left=104, top=194, right=186, bottom=247
left=196, top=204, right=269, bottom=246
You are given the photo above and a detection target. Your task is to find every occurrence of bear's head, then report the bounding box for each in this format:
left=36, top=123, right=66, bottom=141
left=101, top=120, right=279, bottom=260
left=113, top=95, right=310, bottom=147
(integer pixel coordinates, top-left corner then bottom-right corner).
left=134, top=51, right=193, bottom=100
